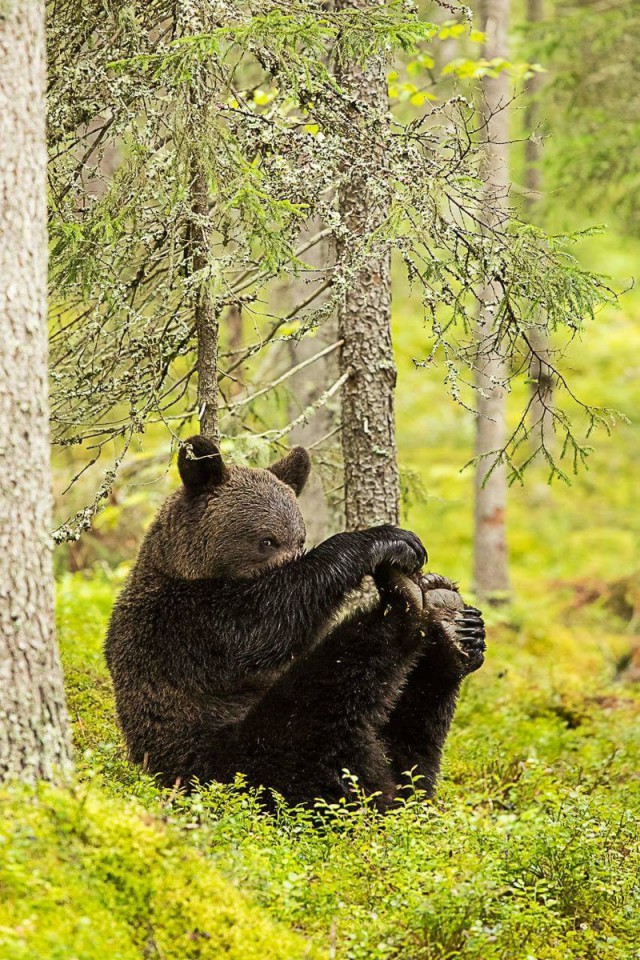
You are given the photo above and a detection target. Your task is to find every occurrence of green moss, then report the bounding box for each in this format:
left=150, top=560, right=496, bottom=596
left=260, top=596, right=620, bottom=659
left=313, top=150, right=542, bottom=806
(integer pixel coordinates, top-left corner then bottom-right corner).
left=47, top=572, right=640, bottom=959
left=0, top=783, right=318, bottom=960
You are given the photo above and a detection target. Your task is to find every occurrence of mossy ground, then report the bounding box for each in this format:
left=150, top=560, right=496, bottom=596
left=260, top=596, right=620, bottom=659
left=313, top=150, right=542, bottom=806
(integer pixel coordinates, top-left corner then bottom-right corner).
left=4, top=237, right=640, bottom=959
left=1, top=553, right=637, bottom=959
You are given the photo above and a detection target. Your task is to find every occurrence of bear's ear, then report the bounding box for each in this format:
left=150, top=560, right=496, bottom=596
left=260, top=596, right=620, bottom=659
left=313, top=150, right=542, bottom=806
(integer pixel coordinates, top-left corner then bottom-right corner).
left=268, top=446, right=311, bottom=496
left=178, top=436, right=228, bottom=492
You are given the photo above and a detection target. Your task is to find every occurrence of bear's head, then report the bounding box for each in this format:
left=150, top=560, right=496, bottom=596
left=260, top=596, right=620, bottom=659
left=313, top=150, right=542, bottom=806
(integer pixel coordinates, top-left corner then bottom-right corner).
left=141, top=436, right=311, bottom=581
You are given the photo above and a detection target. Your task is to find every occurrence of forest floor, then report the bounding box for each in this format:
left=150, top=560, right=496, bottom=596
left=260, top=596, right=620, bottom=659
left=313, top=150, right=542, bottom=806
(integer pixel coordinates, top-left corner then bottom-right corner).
left=0, top=567, right=638, bottom=960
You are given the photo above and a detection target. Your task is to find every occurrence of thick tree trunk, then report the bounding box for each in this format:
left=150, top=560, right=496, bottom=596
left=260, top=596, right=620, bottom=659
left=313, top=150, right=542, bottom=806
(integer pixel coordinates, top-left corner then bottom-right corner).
left=524, top=0, right=554, bottom=443
left=0, top=0, right=72, bottom=782
left=473, top=0, right=511, bottom=602
left=335, top=0, right=399, bottom=531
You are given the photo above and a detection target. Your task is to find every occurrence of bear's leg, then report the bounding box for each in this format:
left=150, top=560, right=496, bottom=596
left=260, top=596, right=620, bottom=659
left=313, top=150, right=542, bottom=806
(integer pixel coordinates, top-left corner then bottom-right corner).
left=232, top=596, right=426, bottom=809
left=381, top=574, right=486, bottom=796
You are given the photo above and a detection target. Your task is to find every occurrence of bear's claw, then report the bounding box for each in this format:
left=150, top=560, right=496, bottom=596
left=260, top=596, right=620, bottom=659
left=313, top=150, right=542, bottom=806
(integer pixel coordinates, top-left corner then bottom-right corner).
left=452, top=605, right=486, bottom=673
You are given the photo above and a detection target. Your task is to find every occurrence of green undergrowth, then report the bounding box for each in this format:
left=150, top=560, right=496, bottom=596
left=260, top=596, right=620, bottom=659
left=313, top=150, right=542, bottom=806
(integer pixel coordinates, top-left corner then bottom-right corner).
left=0, top=783, right=314, bottom=960
left=2, top=573, right=638, bottom=959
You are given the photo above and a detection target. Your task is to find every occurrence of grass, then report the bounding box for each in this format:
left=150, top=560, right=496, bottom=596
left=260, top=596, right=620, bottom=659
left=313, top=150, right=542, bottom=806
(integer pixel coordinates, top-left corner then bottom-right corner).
left=0, top=783, right=314, bottom=960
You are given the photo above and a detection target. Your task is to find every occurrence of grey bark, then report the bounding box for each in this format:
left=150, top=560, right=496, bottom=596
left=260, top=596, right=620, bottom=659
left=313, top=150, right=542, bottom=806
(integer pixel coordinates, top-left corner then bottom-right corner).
left=182, top=5, right=220, bottom=444
left=524, top=0, right=554, bottom=443
left=287, top=221, right=338, bottom=545
left=0, top=0, right=72, bottom=782
left=335, top=0, right=400, bottom=531
left=473, top=0, right=511, bottom=601
left=192, top=162, right=220, bottom=443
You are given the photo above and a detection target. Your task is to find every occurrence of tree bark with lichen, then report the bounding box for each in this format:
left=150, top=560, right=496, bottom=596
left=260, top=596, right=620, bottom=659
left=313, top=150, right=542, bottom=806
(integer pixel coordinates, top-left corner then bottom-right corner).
left=335, top=0, right=400, bottom=531
left=191, top=161, right=220, bottom=443
left=0, top=0, right=72, bottom=782
left=181, top=4, right=220, bottom=444
left=473, top=0, right=512, bottom=603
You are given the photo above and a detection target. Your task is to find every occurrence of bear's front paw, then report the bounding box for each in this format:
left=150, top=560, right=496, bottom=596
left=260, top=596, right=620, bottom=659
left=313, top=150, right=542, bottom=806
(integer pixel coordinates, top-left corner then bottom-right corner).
left=366, top=525, right=427, bottom=577
left=420, top=572, right=459, bottom=594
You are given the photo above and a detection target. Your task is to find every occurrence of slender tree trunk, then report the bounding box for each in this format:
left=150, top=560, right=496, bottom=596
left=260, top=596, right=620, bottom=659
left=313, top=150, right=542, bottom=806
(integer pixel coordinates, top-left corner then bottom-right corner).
left=0, top=0, right=72, bottom=782
left=181, top=5, right=219, bottom=443
left=287, top=220, right=338, bottom=544
left=473, top=0, right=511, bottom=602
left=335, top=0, right=399, bottom=531
left=192, top=162, right=220, bottom=442
left=524, top=0, right=554, bottom=443
left=227, top=303, right=243, bottom=351
left=523, top=0, right=544, bottom=207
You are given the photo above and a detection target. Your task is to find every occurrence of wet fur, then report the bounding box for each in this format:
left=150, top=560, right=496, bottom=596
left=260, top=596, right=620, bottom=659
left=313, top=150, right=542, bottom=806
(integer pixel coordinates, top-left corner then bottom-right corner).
left=105, top=437, right=485, bottom=809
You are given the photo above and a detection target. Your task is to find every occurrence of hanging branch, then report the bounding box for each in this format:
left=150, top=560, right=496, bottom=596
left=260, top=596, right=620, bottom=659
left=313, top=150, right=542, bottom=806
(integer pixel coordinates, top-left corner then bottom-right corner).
left=46, top=0, right=620, bottom=540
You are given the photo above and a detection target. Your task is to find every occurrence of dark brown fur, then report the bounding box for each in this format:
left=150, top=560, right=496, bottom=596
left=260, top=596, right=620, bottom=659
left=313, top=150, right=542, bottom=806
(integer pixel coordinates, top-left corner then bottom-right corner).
left=105, top=436, right=485, bottom=809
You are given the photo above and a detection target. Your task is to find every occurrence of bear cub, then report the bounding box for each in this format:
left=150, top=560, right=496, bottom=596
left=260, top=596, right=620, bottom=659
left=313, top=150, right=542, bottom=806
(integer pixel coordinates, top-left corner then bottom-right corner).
left=105, top=436, right=485, bottom=809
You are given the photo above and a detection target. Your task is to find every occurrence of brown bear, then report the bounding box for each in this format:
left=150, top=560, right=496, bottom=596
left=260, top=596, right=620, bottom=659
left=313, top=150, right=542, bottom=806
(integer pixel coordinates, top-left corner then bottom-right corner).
left=105, top=436, right=485, bottom=809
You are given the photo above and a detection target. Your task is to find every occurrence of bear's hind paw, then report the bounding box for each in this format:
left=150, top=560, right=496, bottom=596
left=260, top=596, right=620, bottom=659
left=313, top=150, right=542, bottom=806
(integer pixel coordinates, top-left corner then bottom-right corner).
left=452, top=605, right=486, bottom=674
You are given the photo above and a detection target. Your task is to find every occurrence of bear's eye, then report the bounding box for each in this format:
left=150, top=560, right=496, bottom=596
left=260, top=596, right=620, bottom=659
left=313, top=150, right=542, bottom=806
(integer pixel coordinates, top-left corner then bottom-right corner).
left=260, top=537, right=278, bottom=550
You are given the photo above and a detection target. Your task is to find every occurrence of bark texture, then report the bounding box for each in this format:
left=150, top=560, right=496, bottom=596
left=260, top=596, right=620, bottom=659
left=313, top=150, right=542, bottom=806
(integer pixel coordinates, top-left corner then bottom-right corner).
left=524, top=0, right=554, bottom=442
left=287, top=220, right=338, bottom=545
left=335, top=0, right=400, bottom=531
left=0, top=0, right=72, bottom=782
left=474, top=0, right=512, bottom=601
left=181, top=3, right=220, bottom=444
left=191, top=162, right=220, bottom=443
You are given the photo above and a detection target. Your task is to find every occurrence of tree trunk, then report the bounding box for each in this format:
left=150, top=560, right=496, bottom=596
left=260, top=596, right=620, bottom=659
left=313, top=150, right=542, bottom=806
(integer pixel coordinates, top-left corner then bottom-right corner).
left=0, top=0, right=72, bottom=782
left=192, top=162, right=220, bottom=443
left=181, top=5, right=219, bottom=444
left=524, top=0, right=554, bottom=443
left=335, top=0, right=400, bottom=531
left=473, top=0, right=511, bottom=602
left=287, top=221, right=339, bottom=545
